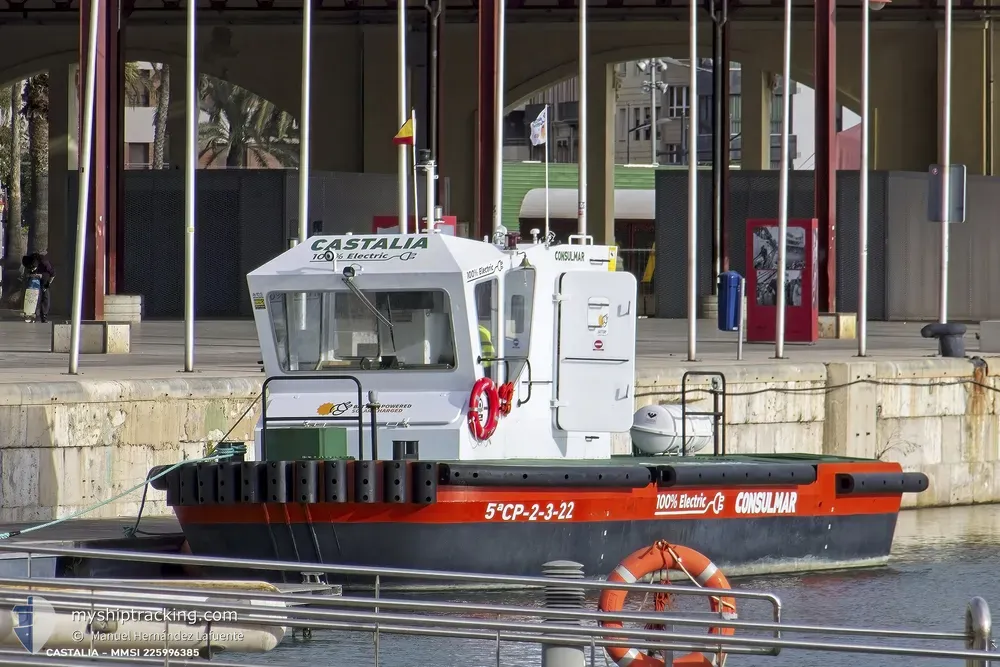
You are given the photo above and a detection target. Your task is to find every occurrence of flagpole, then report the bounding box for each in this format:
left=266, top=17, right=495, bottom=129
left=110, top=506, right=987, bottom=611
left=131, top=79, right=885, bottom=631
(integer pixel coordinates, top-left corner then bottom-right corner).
left=297, top=0, right=313, bottom=245
left=858, top=0, right=870, bottom=356
left=686, top=0, right=698, bottom=362
left=68, top=0, right=101, bottom=375
left=493, top=0, right=506, bottom=235
left=544, top=103, right=550, bottom=239
left=411, top=108, right=419, bottom=232
left=397, top=0, right=409, bottom=234
left=577, top=0, right=588, bottom=239
left=775, top=0, right=792, bottom=359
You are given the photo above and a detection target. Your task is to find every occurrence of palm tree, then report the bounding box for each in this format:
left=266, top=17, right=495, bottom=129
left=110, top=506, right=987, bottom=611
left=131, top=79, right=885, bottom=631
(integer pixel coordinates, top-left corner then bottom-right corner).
left=197, top=76, right=298, bottom=168
left=152, top=64, right=170, bottom=168
left=123, top=62, right=147, bottom=105
left=1, top=81, right=25, bottom=305
left=23, top=73, right=49, bottom=255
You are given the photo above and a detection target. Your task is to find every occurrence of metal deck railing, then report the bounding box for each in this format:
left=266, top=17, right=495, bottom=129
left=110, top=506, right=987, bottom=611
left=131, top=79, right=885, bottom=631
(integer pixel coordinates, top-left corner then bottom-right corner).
left=0, top=543, right=992, bottom=667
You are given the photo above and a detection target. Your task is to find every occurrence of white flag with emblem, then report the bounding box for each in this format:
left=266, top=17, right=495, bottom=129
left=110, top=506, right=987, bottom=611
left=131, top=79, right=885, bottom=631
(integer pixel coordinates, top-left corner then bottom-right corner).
left=529, top=107, right=548, bottom=146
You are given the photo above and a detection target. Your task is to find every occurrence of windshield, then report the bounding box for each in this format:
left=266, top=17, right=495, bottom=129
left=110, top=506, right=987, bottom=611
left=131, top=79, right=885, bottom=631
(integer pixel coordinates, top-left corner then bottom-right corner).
left=269, top=289, right=456, bottom=372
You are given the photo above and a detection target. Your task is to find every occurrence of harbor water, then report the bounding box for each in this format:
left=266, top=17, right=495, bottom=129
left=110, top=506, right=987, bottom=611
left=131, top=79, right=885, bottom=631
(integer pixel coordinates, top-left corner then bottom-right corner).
left=243, top=504, right=1000, bottom=667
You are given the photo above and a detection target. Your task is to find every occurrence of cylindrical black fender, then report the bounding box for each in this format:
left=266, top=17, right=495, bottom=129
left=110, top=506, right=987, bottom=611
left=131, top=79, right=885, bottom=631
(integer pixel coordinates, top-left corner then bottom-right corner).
left=354, top=460, right=381, bottom=503
left=413, top=462, right=439, bottom=504
left=835, top=472, right=929, bottom=495
left=196, top=462, right=220, bottom=505
left=216, top=461, right=242, bottom=505
left=657, top=463, right=817, bottom=488
left=382, top=461, right=410, bottom=503
left=266, top=461, right=291, bottom=503
left=177, top=463, right=200, bottom=506
left=148, top=465, right=171, bottom=491
left=323, top=459, right=351, bottom=503
left=440, top=464, right=651, bottom=488
left=293, top=460, right=320, bottom=504
left=241, top=461, right=264, bottom=503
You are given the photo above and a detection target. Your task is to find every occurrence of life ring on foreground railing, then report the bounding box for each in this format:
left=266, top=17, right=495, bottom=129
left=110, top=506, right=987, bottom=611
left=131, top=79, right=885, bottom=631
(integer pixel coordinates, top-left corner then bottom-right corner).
left=598, top=540, right=737, bottom=667
left=468, top=377, right=501, bottom=441
left=498, top=382, right=516, bottom=416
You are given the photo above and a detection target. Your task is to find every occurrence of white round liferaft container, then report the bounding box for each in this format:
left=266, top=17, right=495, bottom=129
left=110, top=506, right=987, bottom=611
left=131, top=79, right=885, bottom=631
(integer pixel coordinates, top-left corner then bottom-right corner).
left=630, top=404, right=716, bottom=455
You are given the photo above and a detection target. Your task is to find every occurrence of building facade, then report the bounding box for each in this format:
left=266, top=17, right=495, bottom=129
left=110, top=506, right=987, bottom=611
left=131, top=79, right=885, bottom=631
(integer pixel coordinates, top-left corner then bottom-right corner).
left=504, top=58, right=801, bottom=169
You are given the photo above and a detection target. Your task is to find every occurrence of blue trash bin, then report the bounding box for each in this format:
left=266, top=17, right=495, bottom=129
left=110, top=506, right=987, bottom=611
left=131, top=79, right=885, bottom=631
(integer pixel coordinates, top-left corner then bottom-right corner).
left=717, top=271, right=743, bottom=332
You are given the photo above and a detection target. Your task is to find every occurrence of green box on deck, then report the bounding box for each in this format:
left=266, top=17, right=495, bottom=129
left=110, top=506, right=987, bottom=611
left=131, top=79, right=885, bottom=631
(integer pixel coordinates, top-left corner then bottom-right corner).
left=263, top=427, right=349, bottom=460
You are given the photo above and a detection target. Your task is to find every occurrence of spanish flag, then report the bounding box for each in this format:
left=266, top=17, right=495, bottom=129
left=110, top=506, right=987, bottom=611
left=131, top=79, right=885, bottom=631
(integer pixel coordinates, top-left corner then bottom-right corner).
left=393, top=118, right=414, bottom=146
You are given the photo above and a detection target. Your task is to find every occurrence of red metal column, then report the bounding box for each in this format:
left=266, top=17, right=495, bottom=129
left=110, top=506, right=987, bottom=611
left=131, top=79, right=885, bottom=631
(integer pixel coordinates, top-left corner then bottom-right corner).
left=814, top=0, right=837, bottom=312
left=80, top=0, right=108, bottom=320
left=107, top=0, right=125, bottom=294
left=476, top=0, right=496, bottom=240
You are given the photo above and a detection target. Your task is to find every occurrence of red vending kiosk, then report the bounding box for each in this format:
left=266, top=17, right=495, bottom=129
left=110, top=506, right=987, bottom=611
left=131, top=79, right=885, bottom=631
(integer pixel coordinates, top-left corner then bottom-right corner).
left=745, top=218, right=819, bottom=344
left=372, top=215, right=458, bottom=236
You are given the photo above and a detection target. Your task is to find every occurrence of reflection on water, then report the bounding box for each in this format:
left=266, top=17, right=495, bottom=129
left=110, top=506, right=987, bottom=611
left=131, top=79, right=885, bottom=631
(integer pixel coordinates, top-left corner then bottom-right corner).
left=244, top=505, right=1000, bottom=667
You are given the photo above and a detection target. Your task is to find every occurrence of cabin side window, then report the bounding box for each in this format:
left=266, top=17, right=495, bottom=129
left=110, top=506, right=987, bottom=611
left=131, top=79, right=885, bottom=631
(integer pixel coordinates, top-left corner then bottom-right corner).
left=474, top=279, right=499, bottom=379
left=268, top=289, right=456, bottom=372
left=504, top=268, right=535, bottom=381
left=268, top=292, right=324, bottom=371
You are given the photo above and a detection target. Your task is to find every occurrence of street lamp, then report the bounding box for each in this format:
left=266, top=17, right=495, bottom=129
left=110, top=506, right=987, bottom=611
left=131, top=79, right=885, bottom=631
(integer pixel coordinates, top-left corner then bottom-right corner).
left=637, top=58, right=668, bottom=165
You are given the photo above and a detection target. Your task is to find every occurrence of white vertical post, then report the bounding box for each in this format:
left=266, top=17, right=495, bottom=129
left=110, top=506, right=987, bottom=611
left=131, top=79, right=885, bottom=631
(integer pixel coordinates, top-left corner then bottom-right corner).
left=68, top=0, right=101, bottom=376
left=737, top=275, right=745, bottom=361
left=650, top=65, right=658, bottom=165
left=686, top=1, right=698, bottom=362
left=939, top=0, right=952, bottom=324
left=425, top=158, right=436, bottom=232
left=493, top=0, right=506, bottom=233
left=774, top=0, right=792, bottom=359
left=298, top=0, right=313, bottom=244
left=577, top=0, right=588, bottom=238
left=411, top=109, right=419, bottom=233
left=398, top=0, right=409, bottom=233
left=858, top=0, right=870, bottom=356
left=544, top=103, right=550, bottom=238
left=183, top=0, right=197, bottom=372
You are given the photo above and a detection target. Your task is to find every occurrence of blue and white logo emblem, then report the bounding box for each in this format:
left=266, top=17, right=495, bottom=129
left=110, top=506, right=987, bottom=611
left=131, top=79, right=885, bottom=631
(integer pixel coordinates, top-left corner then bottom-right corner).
left=11, top=595, right=57, bottom=654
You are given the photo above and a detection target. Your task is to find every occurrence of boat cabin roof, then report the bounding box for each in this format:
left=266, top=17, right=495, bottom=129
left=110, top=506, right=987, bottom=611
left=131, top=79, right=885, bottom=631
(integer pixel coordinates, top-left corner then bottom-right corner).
left=248, top=233, right=508, bottom=279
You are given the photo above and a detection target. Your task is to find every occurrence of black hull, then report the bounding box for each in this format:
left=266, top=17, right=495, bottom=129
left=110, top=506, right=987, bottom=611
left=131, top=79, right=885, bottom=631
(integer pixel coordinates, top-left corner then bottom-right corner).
left=181, top=513, right=899, bottom=587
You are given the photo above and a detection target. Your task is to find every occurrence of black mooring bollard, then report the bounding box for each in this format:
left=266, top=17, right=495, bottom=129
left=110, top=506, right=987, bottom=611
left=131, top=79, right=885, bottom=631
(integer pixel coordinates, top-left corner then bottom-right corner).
left=920, top=322, right=968, bottom=358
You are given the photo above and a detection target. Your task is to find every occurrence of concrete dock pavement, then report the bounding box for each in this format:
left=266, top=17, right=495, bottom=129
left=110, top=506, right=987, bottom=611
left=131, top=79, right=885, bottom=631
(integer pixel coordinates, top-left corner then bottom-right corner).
left=0, top=316, right=263, bottom=382
left=0, top=317, right=982, bottom=381
left=0, top=317, right=995, bottom=521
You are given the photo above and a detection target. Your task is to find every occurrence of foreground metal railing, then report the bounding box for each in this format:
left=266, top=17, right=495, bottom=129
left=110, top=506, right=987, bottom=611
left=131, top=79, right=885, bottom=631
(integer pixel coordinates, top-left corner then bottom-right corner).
left=0, top=543, right=992, bottom=667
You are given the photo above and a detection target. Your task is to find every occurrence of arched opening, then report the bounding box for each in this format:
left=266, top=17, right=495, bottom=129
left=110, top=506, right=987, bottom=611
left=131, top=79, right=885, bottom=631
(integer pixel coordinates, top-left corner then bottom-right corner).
left=122, top=62, right=298, bottom=170
left=0, top=61, right=298, bottom=308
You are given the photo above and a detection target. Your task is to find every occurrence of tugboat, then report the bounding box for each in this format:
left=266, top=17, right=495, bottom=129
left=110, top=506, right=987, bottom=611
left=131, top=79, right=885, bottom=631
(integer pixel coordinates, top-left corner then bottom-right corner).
left=151, top=228, right=928, bottom=582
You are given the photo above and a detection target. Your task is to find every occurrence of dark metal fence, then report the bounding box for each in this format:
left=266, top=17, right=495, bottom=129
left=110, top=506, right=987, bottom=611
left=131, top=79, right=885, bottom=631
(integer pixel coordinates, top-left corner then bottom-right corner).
left=654, top=169, right=889, bottom=320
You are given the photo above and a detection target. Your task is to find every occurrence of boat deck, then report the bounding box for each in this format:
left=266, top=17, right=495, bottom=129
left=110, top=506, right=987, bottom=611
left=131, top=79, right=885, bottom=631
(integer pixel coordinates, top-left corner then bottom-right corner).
left=452, top=453, right=874, bottom=466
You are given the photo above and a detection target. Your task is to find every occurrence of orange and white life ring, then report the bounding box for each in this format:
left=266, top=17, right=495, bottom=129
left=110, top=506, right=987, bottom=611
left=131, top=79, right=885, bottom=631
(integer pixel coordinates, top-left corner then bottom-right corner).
left=468, top=377, right=500, bottom=441
left=498, top=381, right=516, bottom=416
left=598, top=540, right=737, bottom=667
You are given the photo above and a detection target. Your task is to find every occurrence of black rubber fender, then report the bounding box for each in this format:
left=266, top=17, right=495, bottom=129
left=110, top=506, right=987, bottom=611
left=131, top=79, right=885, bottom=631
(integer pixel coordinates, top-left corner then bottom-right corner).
left=148, top=465, right=172, bottom=491
left=293, top=460, right=320, bottom=504
left=354, top=460, right=381, bottom=503
left=439, top=464, right=652, bottom=488
left=835, top=471, right=929, bottom=495
left=412, top=462, right=439, bottom=504
left=657, top=463, right=817, bottom=488
left=323, top=459, right=352, bottom=503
